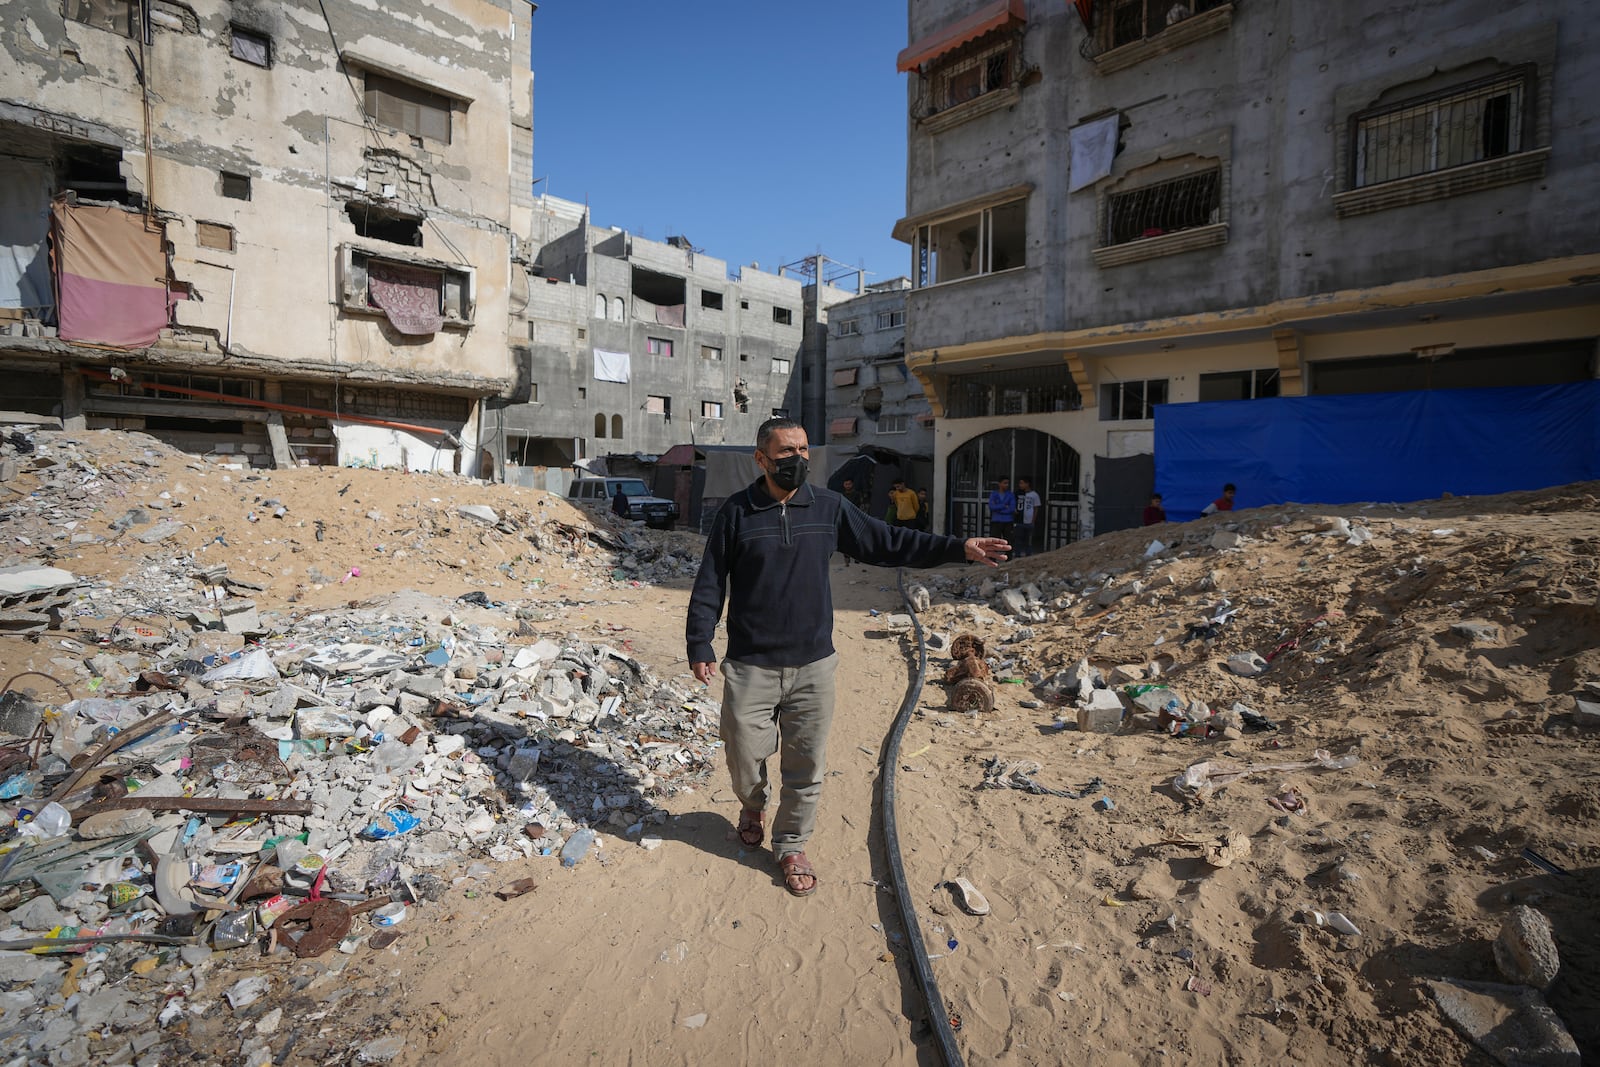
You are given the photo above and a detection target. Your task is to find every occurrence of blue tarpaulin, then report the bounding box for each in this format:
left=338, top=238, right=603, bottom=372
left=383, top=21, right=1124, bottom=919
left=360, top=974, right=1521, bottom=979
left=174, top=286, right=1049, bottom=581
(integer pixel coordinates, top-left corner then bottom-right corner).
left=1153, top=380, right=1600, bottom=521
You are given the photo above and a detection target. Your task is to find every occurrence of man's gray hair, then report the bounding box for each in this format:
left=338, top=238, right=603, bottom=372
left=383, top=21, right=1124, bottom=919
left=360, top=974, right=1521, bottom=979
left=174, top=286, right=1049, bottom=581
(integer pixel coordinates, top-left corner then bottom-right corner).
left=756, top=417, right=803, bottom=451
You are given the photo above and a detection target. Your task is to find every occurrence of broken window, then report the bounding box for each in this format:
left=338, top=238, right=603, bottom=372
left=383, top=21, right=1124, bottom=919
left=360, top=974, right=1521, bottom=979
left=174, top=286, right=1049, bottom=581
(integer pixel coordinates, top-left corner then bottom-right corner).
left=837, top=319, right=860, bottom=337
left=221, top=171, right=251, bottom=200
left=701, top=345, right=722, bottom=361
left=914, top=196, right=1028, bottom=287
left=363, top=72, right=452, bottom=144
left=1108, top=0, right=1227, bottom=50
left=196, top=221, right=235, bottom=252
left=645, top=394, right=671, bottom=417
left=1199, top=369, right=1279, bottom=402
left=345, top=202, right=422, bottom=246
left=878, top=414, right=909, bottom=435
left=230, top=25, right=271, bottom=67
left=701, top=289, right=724, bottom=310
left=646, top=337, right=673, bottom=358
left=1104, top=168, right=1219, bottom=246
left=65, top=0, right=136, bottom=36
left=1098, top=379, right=1168, bottom=421
left=339, top=246, right=473, bottom=330
left=57, top=144, right=134, bottom=205
left=1352, top=68, right=1530, bottom=188
left=875, top=309, right=906, bottom=330
left=772, top=357, right=791, bottom=375
left=773, top=307, right=793, bottom=325
left=701, top=401, right=723, bottom=420
left=632, top=267, right=685, bottom=326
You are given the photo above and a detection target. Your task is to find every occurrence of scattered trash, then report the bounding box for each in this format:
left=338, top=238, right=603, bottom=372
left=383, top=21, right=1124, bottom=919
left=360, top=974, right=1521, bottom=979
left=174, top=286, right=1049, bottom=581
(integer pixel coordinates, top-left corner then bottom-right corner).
left=1173, top=750, right=1359, bottom=803
left=944, top=876, right=991, bottom=916
left=371, top=902, right=408, bottom=926
left=495, top=878, right=539, bottom=901
left=1324, top=911, right=1361, bottom=936
left=980, top=758, right=1104, bottom=799
left=560, top=827, right=598, bottom=868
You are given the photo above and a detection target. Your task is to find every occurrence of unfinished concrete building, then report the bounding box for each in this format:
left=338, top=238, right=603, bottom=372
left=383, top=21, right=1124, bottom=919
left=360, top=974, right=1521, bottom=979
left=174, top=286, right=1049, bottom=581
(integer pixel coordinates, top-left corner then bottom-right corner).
left=490, top=195, right=805, bottom=484
left=1, top=0, right=538, bottom=470
left=822, top=278, right=937, bottom=516
left=896, top=0, right=1600, bottom=542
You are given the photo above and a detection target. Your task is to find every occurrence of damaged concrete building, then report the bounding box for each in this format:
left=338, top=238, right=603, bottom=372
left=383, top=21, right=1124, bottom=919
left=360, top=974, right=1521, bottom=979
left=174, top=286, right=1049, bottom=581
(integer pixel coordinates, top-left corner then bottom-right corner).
left=895, top=0, right=1600, bottom=543
left=822, top=277, right=938, bottom=513
left=1, top=0, right=539, bottom=471
left=489, top=195, right=806, bottom=482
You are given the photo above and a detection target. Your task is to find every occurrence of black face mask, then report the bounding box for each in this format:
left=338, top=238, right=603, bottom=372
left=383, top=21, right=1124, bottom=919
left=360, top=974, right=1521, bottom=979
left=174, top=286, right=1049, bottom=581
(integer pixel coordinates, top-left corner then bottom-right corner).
left=766, top=454, right=809, bottom=492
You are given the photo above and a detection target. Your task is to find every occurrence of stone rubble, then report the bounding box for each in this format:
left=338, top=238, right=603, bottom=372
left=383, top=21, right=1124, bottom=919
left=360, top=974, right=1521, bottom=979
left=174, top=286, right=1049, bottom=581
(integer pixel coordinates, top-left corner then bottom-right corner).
left=0, top=426, right=720, bottom=1066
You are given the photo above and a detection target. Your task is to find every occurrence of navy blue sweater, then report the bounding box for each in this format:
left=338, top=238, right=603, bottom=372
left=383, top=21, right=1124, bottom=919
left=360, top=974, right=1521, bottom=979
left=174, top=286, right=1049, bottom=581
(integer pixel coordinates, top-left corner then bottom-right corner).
left=686, top=479, right=969, bottom=668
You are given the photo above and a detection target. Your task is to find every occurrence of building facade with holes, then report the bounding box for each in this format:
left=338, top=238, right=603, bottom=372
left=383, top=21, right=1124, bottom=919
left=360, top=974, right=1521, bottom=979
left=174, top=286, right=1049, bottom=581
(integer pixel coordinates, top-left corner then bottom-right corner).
left=0, top=0, right=539, bottom=470
left=487, top=195, right=805, bottom=483
left=895, top=0, right=1600, bottom=543
left=821, top=278, right=939, bottom=515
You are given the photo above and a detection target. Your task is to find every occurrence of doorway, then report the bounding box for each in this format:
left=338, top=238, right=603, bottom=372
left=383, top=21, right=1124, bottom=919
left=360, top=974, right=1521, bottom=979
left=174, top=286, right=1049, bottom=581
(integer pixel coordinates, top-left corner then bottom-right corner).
left=947, top=429, right=1081, bottom=549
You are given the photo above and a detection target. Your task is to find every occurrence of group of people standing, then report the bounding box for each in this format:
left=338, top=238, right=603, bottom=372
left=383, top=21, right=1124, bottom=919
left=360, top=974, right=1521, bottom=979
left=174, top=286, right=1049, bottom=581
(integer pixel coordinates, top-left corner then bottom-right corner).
left=839, top=476, right=931, bottom=532
left=986, top=476, right=1042, bottom=557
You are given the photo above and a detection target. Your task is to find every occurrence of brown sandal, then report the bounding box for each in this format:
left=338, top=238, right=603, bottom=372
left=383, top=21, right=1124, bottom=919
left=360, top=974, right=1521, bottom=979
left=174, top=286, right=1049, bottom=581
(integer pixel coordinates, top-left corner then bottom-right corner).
left=736, top=809, right=765, bottom=848
left=778, top=852, right=818, bottom=897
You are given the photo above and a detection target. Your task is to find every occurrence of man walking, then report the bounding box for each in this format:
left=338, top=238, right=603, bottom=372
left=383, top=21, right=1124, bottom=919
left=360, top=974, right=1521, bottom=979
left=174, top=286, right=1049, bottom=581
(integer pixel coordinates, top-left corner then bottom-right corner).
left=987, top=476, right=1016, bottom=542
left=687, top=418, right=1010, bottom=897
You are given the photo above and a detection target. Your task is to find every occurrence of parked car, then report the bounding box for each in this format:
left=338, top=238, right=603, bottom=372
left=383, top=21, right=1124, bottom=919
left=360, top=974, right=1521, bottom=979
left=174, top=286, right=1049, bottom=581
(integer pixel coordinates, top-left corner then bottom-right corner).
left=567, top=477, right=678, bottom=529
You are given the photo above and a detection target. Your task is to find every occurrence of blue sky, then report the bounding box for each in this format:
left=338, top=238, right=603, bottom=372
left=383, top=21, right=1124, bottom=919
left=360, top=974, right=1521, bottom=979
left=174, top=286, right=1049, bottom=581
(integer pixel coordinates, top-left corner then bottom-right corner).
left=528, top=2, right=911, bottom=285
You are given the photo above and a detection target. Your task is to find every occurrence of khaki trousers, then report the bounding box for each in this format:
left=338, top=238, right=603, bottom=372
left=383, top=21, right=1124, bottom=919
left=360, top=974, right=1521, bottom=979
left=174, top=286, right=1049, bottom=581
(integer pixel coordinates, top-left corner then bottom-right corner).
left=719, top=653, right=839, bottom=859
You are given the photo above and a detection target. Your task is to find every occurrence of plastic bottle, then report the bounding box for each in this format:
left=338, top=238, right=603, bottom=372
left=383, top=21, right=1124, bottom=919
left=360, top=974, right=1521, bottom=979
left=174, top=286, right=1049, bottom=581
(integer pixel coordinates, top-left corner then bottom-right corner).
left=559, top=828, right=596, bottom=868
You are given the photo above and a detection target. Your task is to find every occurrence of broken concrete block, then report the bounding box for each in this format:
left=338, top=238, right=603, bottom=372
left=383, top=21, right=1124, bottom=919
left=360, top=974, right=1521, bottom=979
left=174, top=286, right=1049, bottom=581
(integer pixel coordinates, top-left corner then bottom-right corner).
left=1451, top=620, right=1501, bottom=644
left=219, top=599, right=264, bottom=636
left=1130, top=687, right=1181, bottom=715
left=997, top=588, right=1029, bottom=616
left=1427, top=979, right=1578, bottom=1067
left=1226, top=651, right=1268, bottom=677
left=1077, top=689, right=1125, bottom=734
left=1060, top=658, right=1101, bottom=698
left=78, top=808, right=157, bottom=839
left=1210, top=530, right=1243, bottom=551
left=1096, top=580, right=1142, bottom=607
left=1494, top=906, right=1560, bottom=990
left=457, top=504, right=499, bottom=526
left=135, top=520, right=185, bottom=544
left=1570, top=698, right=1600, bottom=728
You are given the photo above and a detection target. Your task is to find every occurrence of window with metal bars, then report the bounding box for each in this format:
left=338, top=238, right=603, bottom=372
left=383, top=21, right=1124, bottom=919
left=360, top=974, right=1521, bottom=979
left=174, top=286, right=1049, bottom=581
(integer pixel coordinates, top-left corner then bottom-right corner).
left=921, top=34, right=1019, bottom=118
left=945, top=365, right=1082, bottom=419
left=1351, top=68, right=1530, bottom=188
left=1104, top=169, right=1220, bottom=247
left=1108, top=0, right=1227, bottom=49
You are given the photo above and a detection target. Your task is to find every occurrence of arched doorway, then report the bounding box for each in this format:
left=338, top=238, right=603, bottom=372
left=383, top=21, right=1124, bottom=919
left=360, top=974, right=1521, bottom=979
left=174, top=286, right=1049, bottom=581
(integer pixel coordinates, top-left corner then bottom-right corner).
left=947, top=429, right=1081, bottom=549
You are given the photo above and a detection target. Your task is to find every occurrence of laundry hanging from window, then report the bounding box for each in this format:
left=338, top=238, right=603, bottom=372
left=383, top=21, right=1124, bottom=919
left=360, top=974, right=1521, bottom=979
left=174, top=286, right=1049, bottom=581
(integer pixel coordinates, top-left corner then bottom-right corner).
left=368, top=260, right=443, bottom=335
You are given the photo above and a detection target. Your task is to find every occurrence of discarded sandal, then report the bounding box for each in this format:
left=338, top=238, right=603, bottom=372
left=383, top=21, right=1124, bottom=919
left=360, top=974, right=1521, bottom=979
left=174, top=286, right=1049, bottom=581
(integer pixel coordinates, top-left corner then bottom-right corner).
left=778, top=852, right=818, bottom=897
left=946, top=876, right=991, bottom=916
left=736, top=809, right=765, bottom=849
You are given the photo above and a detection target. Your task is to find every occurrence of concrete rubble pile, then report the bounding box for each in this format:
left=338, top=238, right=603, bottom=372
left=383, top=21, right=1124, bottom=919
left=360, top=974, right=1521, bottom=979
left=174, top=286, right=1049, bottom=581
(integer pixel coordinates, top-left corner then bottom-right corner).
left=0, top=428, right=721, bottom=1066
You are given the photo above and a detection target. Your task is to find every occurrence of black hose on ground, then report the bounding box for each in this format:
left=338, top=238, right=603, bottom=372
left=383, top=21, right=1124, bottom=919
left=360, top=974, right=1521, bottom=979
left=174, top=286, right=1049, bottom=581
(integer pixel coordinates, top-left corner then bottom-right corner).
left=881, top=568, right=964, bottom=1067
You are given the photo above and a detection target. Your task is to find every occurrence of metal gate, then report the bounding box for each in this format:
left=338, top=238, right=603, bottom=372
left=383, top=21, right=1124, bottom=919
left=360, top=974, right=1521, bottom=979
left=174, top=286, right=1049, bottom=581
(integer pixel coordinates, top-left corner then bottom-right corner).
left=947, top=429, right=1081, bottom=549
